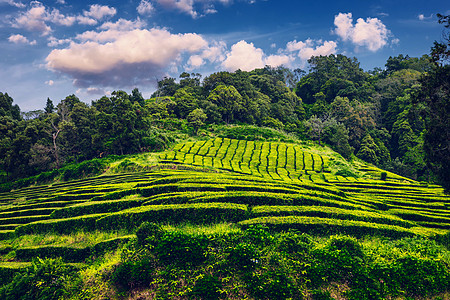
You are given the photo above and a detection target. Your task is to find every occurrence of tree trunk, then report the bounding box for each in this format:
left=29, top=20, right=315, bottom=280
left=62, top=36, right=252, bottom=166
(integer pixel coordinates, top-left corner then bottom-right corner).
left=52, top=129, right=61, bottom=169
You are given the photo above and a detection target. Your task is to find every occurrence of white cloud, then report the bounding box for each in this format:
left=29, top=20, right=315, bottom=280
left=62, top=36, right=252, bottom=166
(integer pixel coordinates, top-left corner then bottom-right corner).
left=47, top=36, right=71, bottom=47
left=56, top=0, right=65, bottom=4
left=199, top=40, right=226, bottom=63
left=8, top=34, right=37, bottom=45
left=45, top=80, right=54, bottom=86
left=46, top=28, right=209, bottom=88
left=186, top=55, right=204, bottom=70
left=334, top=12, right=390, bottom=52
left=186, top=41, right=226, bottom=70
left=222, top=40, right=292, bottom=72
left=99, top=18, right=146, bottom=31
left=158, top=0, right=197, bottom=18
left=137, top=0, right=154, bottom=16
left=1, top=0, right=25, bottom=8
left=76, top=16, right=97, bottom=26
left=83, top=4, right=116, bottom=20
left=155, top=0, right=233, bottom=18
left=12, top=2, right=52, bottom=35
left=286, top=39, right=337, bottom=60
left=222, top=40, right=265, bottom=71
left=265, top=54, right=292, bottom=67
left=49, top=9, right=76, bottom=26
left=11, top=1, right=82, bottom=35
left=418, top=14, right=433, bottom=21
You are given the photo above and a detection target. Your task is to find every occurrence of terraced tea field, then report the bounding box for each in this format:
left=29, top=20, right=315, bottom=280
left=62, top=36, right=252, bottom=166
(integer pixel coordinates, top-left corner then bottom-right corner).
left=0, top=138, right=449, bottom=278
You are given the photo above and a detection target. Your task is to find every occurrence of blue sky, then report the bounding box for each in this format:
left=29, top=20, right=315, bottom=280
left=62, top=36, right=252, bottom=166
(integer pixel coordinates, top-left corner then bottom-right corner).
left=0, top=0, right=448, bottom=111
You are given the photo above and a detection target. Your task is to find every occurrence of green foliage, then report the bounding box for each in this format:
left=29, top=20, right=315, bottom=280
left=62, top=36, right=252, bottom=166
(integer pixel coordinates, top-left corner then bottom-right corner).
left=96, top=203, right=249, bottom=231
left=225, top=242, right=259, bottom=271
left=356, top=134, right=380, bottom=164
left=245, top=270, right=296, bottom=300
left=190, top=274, right=223, bottom=300
left=135, top=222, right=164, bottom=246
left=155, top=231, right=208, bottom=266
left=187, top=108, right=207, bottom=135
left=111, top=257, right=155, bottom=290
left=0, top=258, right=79, bottom=300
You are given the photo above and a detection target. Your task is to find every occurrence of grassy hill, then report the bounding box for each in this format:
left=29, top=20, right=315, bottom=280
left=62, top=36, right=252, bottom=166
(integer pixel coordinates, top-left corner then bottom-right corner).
left=0, top=137, right=449, bottom=299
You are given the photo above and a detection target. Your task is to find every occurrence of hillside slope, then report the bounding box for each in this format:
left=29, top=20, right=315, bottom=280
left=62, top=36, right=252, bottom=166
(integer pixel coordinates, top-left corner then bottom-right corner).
left=0, top=138, right=449, bottom=299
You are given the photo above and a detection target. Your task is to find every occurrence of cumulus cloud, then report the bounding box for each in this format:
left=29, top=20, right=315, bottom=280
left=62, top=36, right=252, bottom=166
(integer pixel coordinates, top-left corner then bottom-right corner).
left=83, top=4, right=116, bottom=20
left=12, top=2, right=52, bottom=35
left=137, top=0, right=154, bottom=16
left=334, top=12, right=390, bottom=52
left=186, top=40, right=226, bottom=70
left=265, top=54, right=292, bottom=67
left=8, top=34, right=37, bottom=45
left=77, top=4, right=116, bottom=25
left=99, top=18, right=146, bottom=31
left=47, top=36, right=71, bottom=47
left=158, top=0, right=197, bottom=18
left=1, top=0, right=26, bottom=8
left=222, top=40, right=265, bottom=71
left=222, top=40, right=292, bottom=72
left=45, top=80, right=54, bottom=86
left=12, top=1, right=100, bottom=35
left=155, top=0, right=232, bottom=18
left=46, top=28, right=209, bottom=88
left=286, top=39, right=337, bottom=60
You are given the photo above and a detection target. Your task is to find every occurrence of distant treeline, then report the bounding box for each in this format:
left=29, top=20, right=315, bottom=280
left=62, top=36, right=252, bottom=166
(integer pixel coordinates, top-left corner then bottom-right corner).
left=0, top=53, right=449, bottom=190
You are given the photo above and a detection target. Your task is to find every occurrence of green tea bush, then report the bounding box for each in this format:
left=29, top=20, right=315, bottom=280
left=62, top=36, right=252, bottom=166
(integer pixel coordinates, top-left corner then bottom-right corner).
left=245, top=270, right=296, bottom=300
left=389, top=256, right=449, bottom=297
left=96, top=203, right=248, bottom=231
left=15, top=246, right=90, bottom=263
left=239, top=216, right=416, bottom=238
left=190, top=275, right=223, bottom=300
left=0, top=258, right=79, bottom=300
left=50, top=199, right=142, bottom=219
left=276, top=232, right=313, bottom=254
left=111, top=257, right=155, bottom=290
left=135, top=222, right=164, bottom=246
left=15, top=213, right=106, bottom=235
left=155, top=231, right=208, bottom=266
left=225, top=243, right=259, bottom=271
left=309, top=235, right=365, bottom=285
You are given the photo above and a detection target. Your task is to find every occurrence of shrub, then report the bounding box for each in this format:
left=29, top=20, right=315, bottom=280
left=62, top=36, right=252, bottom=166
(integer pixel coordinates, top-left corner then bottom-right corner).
left=309, top=236, right=365, bottom=285
left=135, top=222, right=164, bottom=246
left=190, top=275, right=223, bottom=300
left=155, top=232, right=208, bottom=266
left=380, top=172, right=387, bottom=180
left=225, top=243, right=259, bottom=271
left=0, top=258, right=79, bottom=300
left=245, top=270, right=296, bottom=300
left=277, top=232, right=312, bottom=254
left=389, top=256, right=449, bottom=297
left=111, top=257, right=155, bottom=290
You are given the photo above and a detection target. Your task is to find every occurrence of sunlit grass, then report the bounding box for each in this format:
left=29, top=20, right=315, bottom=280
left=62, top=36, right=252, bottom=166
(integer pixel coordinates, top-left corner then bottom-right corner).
left=162, top=222, right=241, bottom=236
left=0, top=230, right=130, bottom=249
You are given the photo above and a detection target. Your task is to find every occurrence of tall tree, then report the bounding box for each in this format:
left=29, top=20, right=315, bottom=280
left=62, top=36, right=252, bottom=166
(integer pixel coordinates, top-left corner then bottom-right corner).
left=207, top=85, right=243, bottom=124
left=412, top=14, right=450, bottom=191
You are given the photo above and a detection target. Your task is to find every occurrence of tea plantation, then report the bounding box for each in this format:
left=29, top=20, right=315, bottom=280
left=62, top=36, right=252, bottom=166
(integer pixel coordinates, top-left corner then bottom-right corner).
left=0, top=138, right=449, bottom=299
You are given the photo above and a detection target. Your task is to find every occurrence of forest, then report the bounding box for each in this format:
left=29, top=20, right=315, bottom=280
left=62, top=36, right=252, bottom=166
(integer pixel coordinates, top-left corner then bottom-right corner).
left=1, top=50, right=449, bottom=192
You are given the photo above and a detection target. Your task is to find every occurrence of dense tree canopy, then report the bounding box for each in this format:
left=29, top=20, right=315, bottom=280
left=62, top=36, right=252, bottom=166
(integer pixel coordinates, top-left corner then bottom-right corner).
left=0, top=42, right=448, bottom=191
